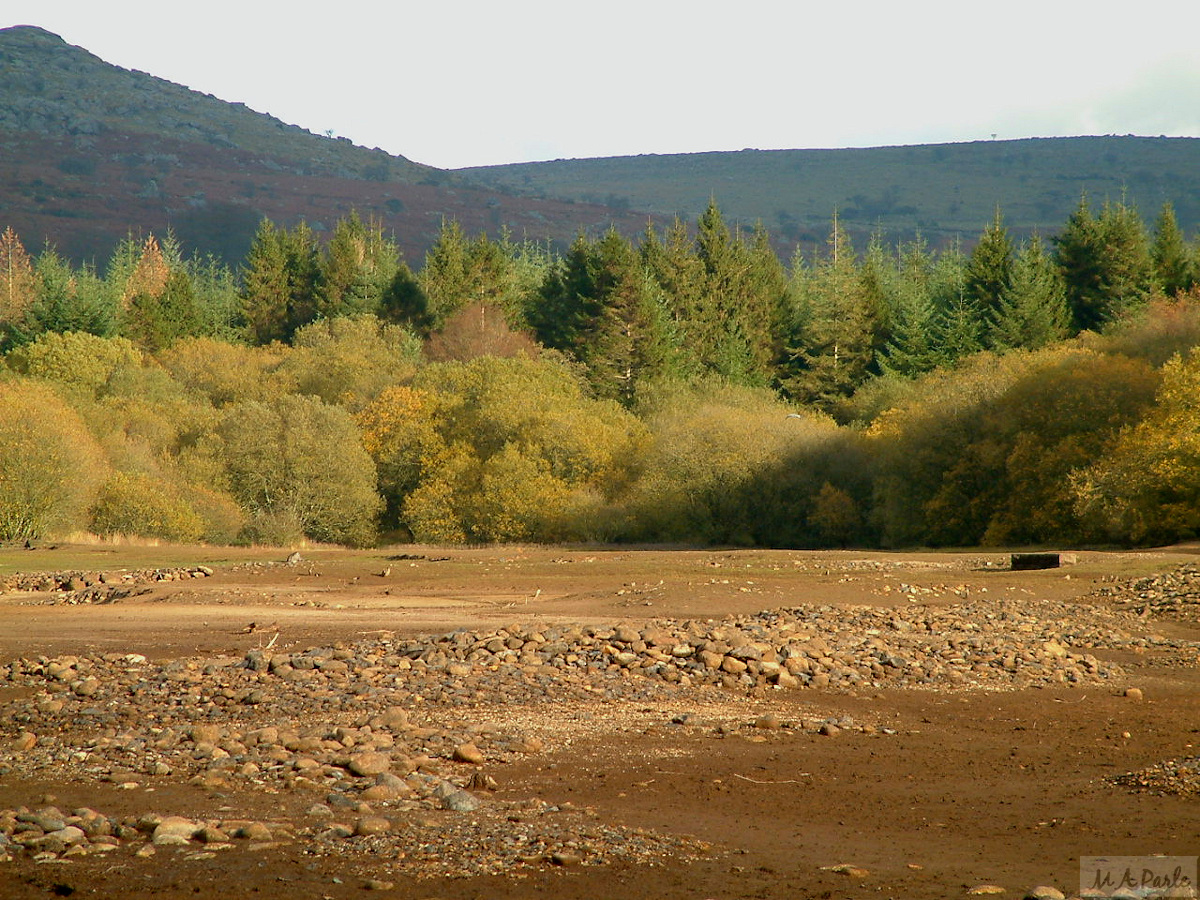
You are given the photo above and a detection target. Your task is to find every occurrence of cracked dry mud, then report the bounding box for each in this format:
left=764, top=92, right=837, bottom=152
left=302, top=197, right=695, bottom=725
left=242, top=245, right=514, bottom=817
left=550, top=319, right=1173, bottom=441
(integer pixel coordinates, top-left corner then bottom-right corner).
left=2, top=544, right=1199, bottom=899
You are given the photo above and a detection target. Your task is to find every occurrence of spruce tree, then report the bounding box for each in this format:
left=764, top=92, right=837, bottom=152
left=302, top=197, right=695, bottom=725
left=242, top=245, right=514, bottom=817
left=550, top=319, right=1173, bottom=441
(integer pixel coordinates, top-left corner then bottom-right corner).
left=930, top=239, right=983, bottom=365
left=1150, top=201, right=1195, bottom=297
left=964, top=208, right=1013, bottom=335
left=1054, top=194, right=1154, bottom=331
left=782, top=215, right=877, bottom=404
left=240, top=219, right=321, bottom=344
left=879, top=237, right=939, bottom=377
left=990, top=234, right=1070, bottom=351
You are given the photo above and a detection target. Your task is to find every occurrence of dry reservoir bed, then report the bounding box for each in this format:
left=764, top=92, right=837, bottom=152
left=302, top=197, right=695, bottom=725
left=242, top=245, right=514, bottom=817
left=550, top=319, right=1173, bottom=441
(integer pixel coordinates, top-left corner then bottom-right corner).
left=1, top=546, right=1199, bottom=900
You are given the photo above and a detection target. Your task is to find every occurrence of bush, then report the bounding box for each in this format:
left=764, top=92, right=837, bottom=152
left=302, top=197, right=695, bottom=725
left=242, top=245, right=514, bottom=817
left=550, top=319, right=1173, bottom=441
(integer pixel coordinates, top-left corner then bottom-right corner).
left=89, top=471, right=205, bottom=543
left=0, top=380, right=108, bottom=540
left=217, top=395, right=382, bottom=546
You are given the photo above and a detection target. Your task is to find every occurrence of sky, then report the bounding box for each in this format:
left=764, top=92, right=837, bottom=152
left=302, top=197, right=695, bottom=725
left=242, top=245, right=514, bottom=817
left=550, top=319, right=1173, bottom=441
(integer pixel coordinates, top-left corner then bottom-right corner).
left=5, top=1, right=1200, bottom=170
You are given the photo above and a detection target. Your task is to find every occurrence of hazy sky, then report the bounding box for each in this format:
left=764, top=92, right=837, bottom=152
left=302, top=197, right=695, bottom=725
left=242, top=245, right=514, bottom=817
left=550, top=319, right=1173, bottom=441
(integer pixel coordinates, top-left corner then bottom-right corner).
left=6, top=1, right=1200, bottom=169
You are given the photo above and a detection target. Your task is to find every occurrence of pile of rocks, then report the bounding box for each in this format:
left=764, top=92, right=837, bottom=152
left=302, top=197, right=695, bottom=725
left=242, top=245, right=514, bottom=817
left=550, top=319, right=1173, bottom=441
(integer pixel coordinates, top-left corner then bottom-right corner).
left=0, top=804, right=283, bottom=862
left=0, top=565, right=213, bottom=604
left=1112, top=756, right=1200, bottom=797
left=0, top=793, right=706, bottom=877
left=1091, top=563, right=1200, bottom=622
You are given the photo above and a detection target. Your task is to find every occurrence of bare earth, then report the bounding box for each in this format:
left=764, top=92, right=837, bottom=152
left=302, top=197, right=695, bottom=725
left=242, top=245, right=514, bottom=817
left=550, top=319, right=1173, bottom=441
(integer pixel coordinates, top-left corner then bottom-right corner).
left=2, top=543, right=1199, bottom=900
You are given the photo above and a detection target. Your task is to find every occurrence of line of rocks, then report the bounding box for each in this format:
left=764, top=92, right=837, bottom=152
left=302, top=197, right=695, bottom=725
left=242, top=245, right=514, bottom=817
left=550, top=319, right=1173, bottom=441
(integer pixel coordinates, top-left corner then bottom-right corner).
left=1112, top=756, right=1200, bottom=797
left=0, top=804, right=283, bottom=863
left=1091, top=562, right=1200, bottom=623
left=0, top=565, right=214, bottom=604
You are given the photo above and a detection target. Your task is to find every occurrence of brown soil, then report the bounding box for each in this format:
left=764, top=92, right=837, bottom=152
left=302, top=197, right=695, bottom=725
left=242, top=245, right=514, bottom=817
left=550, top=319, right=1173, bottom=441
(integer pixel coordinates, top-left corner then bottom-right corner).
left=2, top=543, right=1199, bottom=900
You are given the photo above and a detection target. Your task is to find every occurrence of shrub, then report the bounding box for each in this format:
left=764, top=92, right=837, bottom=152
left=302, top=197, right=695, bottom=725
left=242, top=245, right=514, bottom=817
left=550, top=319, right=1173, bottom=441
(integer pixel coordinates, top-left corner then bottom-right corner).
left=0, top=380, right=108, bottom=540
left=217, top=395, right=382, bottom=546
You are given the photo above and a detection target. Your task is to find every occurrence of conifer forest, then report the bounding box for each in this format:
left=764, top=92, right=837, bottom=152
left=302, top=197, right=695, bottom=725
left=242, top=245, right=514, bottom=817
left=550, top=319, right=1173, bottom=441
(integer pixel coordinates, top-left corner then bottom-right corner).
left=2, top=197, right=1199, bottom=550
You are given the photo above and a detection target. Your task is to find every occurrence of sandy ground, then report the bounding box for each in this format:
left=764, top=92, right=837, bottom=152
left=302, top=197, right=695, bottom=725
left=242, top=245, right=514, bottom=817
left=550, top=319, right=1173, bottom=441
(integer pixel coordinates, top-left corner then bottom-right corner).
left=2, top=543, right=1199, bottom=899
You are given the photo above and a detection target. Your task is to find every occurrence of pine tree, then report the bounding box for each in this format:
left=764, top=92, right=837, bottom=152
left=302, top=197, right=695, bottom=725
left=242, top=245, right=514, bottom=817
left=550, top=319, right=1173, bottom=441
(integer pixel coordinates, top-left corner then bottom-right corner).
left=1096, top=197, right=1154, bottom=316
left=879, top=237, right=939, bottom=377
left=530, top=232, right=600, bottom=354
left=123, top=268, right=202, bottom=351
left=1053, top=195, right=1105, bottom=331
left=13, top=250, right=115, bottom=345
left=240, top=219, right=321, bottom=344
left=0, top=226, right=36, bottom=328
left=781, top=215, right=877, bottom=404
left=930, top=238, right=983, bottom=365
left=319, top=211, right=391, bottom=320
left=964, top=208, right=1014, bottom=335
left=1150, top=201, right=1195, bottom=297
left=990, top=234, right=1070, bottom=351
left=1054, top=194, right=1154, bottom=331
left=582, top=229, right=679, bottom=404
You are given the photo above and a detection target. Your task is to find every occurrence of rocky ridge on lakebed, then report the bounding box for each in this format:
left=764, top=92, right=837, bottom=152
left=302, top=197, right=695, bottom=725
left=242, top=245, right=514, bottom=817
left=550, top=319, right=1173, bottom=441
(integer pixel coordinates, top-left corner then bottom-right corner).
left=3, top=564, right=1199, bottom=879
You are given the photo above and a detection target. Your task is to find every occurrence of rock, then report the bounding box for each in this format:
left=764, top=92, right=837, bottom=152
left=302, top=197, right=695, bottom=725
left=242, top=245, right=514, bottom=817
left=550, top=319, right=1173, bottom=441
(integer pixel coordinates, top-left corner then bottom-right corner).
left=363, top=879, right=395, bottom=891
left=196, top=825, right=230, bottom=843
left=152, top=817, right=199, bottom=845
left=353, top=816, right=391, bottom=836
left=754, top=714, right=782, bottom=730
left=967, top=886, right=1006, bottom=895
left=822, top=863, right=870, bottom=878
left=437, top=788, right=480, bottom=813
left=1025, top=887, right=1065, bottom=900
left=1124, top=687, right=1144, bottom=700
left=235, top=822, right=273, bottom=841
left=453, top=743, right=485, bottom=764
left=551, top=851, right=582, bottom=866
left=347, top=751, right=391, bottom=777
left=373, top=708, right=409, bottom=730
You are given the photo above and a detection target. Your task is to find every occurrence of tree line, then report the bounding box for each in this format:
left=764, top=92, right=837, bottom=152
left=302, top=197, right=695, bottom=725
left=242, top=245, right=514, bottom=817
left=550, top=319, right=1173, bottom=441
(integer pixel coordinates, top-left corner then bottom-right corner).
left=1, top=196, right=1198, bottom=549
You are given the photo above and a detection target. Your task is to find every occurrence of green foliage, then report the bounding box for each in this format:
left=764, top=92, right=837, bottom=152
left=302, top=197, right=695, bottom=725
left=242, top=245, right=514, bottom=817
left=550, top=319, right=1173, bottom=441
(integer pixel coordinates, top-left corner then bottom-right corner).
left=0, top=379, right=108, bottom=540
left=964, top=210, right=1014, bottom=328
left=240, top=219, right=322, bottom=344
left=363, top=355, right=646, bottom=543
left=158, top=336, right=295, bottom=406
left=3, top=248, right=116, bottom=349
left=418, top=221, right=536, bottom=331
left=621, top=379, right=840, bottom=544
left=989, top=234, right=1070, bottom=351
left=88, top=471, right=205, bottom=543
left=5, top=330, right=145, bottom=400
left=1074, top=348, right=1200, bottom=544
left=1054, top=195, right=1154, bottom=332
left=782, top=216, right=878, bottom=404
left=280, top=314, right=422, bottom=411
left=533, top=228, right=682, bottom=404
left=216, top=395, right=382, bottom=546
left=1150, top=202, right=1196, bottom=298
left=870, top=348, right=1159, bottom=547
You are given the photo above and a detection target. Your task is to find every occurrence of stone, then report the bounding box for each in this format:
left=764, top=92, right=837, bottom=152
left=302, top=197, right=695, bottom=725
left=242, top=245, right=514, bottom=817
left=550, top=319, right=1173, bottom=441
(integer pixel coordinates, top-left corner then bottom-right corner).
left=453, top=743, right=485, bottom=764
left=967, top=886, right=1006, bottom=895
left=347, top=751, right=391, bottom=777
left=235, top=822, right=273, bottom=841
left=152, top=817, right=199, bottom=845
left=1124, top=687, right=1144, bottom=700
left=353, top=816, right=391, bottom=836
left=1025, top=887, right=1065, bottom=900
